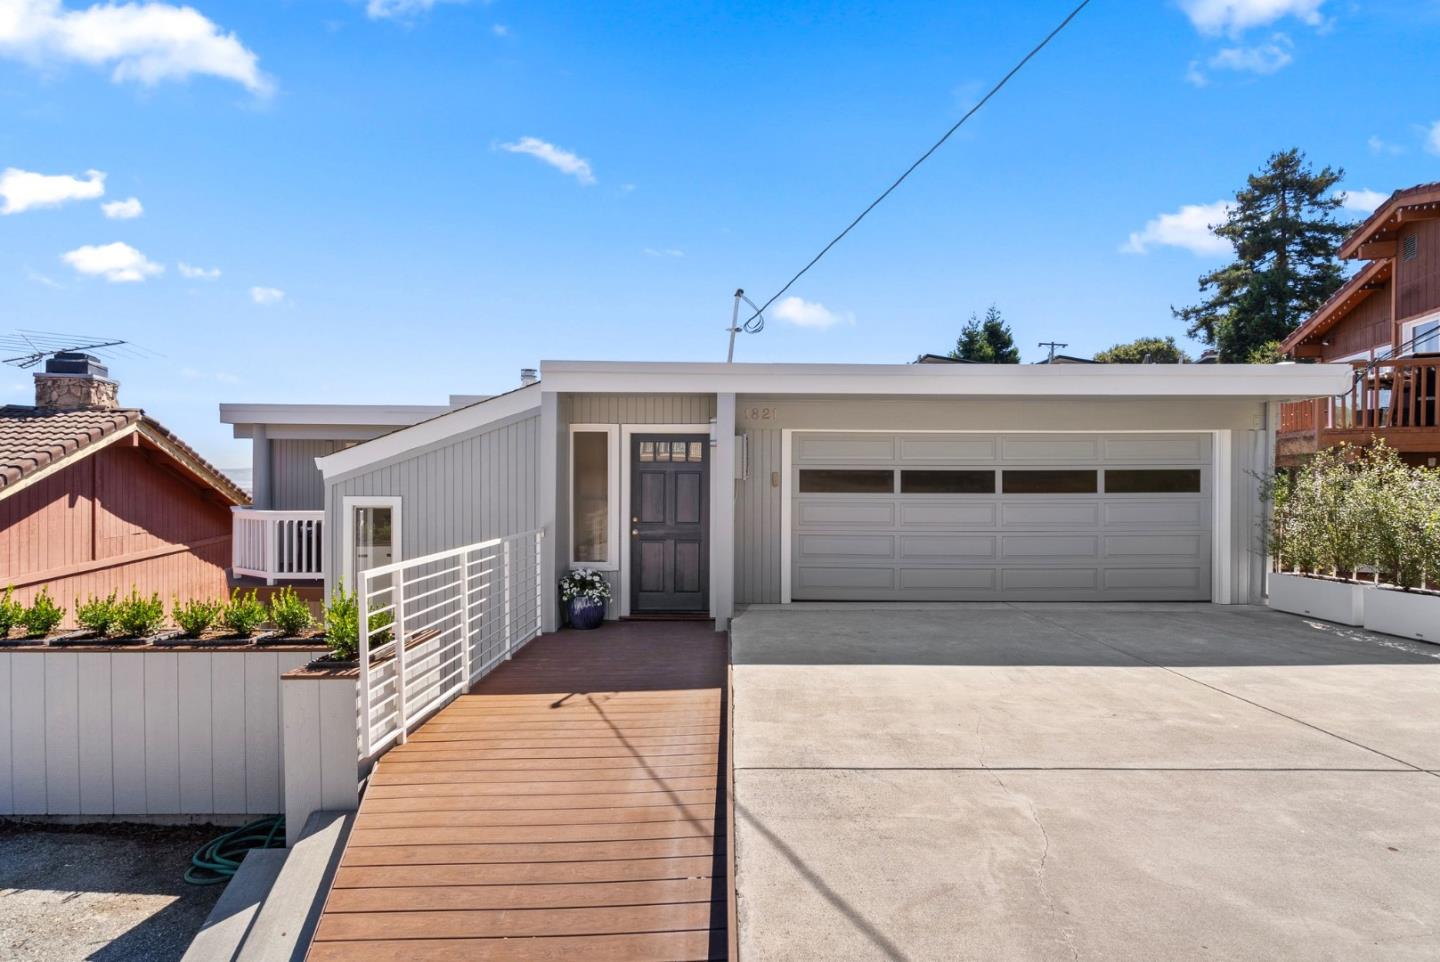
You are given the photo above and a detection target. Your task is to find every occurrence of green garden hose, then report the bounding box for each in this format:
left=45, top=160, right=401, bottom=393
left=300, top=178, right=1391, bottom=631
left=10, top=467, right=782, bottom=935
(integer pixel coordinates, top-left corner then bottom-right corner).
left=184, top=815, right=287, bottom=885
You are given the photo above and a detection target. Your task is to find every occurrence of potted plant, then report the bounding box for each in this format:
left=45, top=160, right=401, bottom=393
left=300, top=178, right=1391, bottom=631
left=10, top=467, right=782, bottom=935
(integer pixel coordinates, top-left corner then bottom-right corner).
left=73, top=592, right=120, bottom=641
left=1264, top=445, right=1371, bottom=625
left=112, top=589, right=170, bottom=642
left=267, top=585, right=321, bottom=643
left=170, top=597, right=225, bottom=643
left=19, top=587, right=66, bottom=640
left=560, top=568, right=611, bottom=630
left=0, top=586, right=25, bottom=643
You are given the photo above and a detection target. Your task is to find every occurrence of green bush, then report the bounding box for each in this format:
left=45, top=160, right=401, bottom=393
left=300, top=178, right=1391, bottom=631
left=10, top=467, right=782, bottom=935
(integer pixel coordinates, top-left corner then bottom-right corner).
left=21, top=587, right=65, bottom=636
left=172, top=597, right=224, bottom=637
left=115, top=590, right=166, bottom=638
left=268, top=585, right=314, bottom=637
left=221, top=589, right=267, bottom=637
left=0, top=586, right=22, bottom=637
left=75, top=592, right=120, bottom=636
left=322, top=581, right=393, bottom=662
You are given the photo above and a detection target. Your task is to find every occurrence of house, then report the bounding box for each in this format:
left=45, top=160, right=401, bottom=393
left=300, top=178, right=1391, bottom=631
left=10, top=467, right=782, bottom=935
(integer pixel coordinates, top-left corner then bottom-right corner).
left=1278, top=181, right=1440, bottom=467
left=0, top=353, right=248, bottom=616
left=304, top=359, right=1349, bottom=631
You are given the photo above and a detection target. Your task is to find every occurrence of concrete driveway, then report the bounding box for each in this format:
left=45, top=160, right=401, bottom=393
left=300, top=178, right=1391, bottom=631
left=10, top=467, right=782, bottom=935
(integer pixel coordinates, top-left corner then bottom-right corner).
left=731, top=603, right=1440, bottom=962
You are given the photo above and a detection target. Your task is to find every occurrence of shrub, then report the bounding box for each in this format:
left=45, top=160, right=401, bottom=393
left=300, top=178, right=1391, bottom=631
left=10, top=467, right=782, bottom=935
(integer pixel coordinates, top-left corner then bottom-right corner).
left=172, top=597, right=224, bottom=637
left=560, top=567, right=612, bottom=603
left=115, top=590, right=167, bottom=638
left=21, top=588, right=65, bottom=637
left=323, top=581, right=392, bottom=662
left=0, top=586, right=22, bottom=637
left=221, top=589, right=267, bottom=637
left=268, top=585, right=314, bottom=637
left=75, top=592, right=120, bottom=636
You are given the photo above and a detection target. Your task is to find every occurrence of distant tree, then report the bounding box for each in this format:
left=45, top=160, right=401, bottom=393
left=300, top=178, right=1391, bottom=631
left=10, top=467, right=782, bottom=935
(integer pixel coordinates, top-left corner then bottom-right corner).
left=949, top=305, right=1020, bottom=364
left=1246, top=340, right=1286, bottom=364
left=1093, top=336, right=1190, bottom=364
left=1173, top=149, right=1352, bottom=362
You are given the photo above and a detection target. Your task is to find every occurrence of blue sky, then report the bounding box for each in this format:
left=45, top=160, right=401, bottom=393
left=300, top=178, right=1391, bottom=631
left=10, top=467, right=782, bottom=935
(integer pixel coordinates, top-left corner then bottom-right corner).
left=2, top=0, right=1438, bottom=469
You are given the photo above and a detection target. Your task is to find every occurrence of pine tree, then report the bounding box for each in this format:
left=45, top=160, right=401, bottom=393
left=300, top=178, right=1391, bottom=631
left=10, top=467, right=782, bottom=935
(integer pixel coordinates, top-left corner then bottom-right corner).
left=949, top=305, right=1020, bottom=363
left=1173, top=149, right=1352, bottom=362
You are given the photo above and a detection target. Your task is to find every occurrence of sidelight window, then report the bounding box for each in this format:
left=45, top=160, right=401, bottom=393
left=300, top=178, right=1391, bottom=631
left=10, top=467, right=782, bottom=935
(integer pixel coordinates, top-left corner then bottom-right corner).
left=570, top=425, right=620, bottom=569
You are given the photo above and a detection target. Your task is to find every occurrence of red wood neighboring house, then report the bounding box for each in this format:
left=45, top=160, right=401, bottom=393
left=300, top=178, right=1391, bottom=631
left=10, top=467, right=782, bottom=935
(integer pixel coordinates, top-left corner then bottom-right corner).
left=1278, top=181, right=1440, bottom=466
left=0, top=353, right=249, bottom=621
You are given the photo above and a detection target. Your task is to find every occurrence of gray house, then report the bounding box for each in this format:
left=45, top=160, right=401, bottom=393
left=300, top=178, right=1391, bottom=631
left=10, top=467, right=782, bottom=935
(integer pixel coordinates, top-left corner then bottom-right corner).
left=309, top=360, right=1350, bottom=631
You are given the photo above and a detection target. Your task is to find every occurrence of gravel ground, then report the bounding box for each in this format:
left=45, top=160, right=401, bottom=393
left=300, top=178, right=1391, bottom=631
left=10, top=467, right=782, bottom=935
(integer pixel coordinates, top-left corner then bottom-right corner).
left=0, top=822, right=225, bottom=962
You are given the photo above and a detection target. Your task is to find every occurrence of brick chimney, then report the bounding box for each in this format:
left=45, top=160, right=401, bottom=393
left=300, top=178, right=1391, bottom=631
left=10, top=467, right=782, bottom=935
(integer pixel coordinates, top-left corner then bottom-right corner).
left=34, top=353, right=120, bottom=412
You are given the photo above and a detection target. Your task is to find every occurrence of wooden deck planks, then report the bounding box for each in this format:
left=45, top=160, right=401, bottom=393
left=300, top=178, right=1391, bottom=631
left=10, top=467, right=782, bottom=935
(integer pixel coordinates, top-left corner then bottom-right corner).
left=308, top=620, right=729, bottom=962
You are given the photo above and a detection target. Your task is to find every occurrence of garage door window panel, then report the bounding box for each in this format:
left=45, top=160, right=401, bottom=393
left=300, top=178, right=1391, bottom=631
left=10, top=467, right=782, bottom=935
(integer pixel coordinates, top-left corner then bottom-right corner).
left=799, top=469, right=895, bottom=494
left=1001, top=470, right=1098, bottom=494
left=900, top=470, right=996, bottom=494
left=1104, top=469, right=1202, bottom=494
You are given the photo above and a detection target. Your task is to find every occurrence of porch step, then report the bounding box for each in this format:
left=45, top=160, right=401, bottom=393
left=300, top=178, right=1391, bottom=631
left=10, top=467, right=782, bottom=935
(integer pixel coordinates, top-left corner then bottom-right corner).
left=180, top=849, right=286, bottom=962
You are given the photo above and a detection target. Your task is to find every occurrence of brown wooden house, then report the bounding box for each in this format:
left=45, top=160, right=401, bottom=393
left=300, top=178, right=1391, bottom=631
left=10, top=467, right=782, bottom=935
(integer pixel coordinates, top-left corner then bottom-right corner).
left=1278, top=181, right=1440, bottom=466
left=0, top=354, right=249, bottom=621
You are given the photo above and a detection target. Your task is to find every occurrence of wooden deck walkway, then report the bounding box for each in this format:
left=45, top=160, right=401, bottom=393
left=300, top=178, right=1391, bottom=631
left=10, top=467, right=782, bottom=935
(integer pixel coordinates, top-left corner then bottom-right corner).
left=308, top=620, right=730, bottom=962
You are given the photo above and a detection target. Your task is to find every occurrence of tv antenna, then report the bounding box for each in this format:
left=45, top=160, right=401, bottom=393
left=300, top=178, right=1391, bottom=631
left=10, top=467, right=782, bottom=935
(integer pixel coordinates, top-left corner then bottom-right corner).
left=0, top=330, right=155, bottom=369
left=1038, top=340, right=1068, bottom=364
left=725, top=289, right=769, bottom=363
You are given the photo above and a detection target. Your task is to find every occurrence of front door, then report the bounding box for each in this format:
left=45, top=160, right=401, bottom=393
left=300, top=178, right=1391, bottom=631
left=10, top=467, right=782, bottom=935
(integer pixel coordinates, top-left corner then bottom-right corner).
left=631, top=435, right=709, bottom=613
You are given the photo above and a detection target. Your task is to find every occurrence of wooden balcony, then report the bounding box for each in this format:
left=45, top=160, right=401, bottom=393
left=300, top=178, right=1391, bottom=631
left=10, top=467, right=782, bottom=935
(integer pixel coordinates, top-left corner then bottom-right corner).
left=1277, top=357, right=1440, bottom=464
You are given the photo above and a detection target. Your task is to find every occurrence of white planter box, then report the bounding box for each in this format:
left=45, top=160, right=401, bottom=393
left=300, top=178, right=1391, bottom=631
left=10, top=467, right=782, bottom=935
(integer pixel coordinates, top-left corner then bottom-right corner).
left=1267, top=572, right=1367, bottom=626
left=1363, top=587, right=1440, bottom=643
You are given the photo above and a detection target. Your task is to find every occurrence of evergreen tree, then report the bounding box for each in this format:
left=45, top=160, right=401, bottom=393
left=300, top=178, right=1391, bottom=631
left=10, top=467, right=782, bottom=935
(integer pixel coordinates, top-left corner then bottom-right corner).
left=1093, top=335, right=1190, bottom=364
left=1173, top=149, right=1352, bottom=362
left=949, top=305, right=1020, bottom=363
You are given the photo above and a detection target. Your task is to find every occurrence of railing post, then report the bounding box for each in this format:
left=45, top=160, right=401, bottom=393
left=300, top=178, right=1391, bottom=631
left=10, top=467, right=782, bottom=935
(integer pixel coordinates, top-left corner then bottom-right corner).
left=535, top=530, right=544, bottom=637
left=503, top=539, right=513, bottom=660
left=264, top=516, right=278, bottom=585
left=358, top=573, right=372, bottom=759
left=459, top=550, right=473, bottom=686
left=393, top=574, right=408, bottom=745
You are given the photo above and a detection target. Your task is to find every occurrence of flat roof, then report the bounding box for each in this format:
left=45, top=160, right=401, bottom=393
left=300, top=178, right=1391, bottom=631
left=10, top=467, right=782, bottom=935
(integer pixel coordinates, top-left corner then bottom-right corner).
left=539, top=360, right=1354, bottom=399
left=219, top=402, right=451, bottom=428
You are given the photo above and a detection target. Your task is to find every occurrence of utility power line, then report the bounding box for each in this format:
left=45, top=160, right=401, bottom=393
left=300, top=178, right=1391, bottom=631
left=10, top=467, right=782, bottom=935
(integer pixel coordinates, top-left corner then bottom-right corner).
left=735, top=0, right=1094, bottom=336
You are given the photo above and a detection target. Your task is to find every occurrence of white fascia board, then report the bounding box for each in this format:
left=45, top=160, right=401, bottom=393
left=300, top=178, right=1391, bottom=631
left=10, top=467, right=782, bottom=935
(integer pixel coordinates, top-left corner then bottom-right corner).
left=219, top=402, right=450, bottom=429
left=316, top=384, right=542, bottom=480
left=538, top=360, right=1355, bottom=400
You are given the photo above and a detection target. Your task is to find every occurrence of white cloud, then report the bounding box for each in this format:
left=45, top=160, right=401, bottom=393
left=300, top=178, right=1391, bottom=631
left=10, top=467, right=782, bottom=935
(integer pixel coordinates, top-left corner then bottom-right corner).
left=24, top=267, right=61, bottom=288
left=1122, top=200, right=1233, bottom=256
left=250, top=285, right=284, bottom=305
left=1184, top=60, right=1209, bottom=87
left=1207, top=34, right=1293, bottom=75
left=771, top=296, right=852, bottom=330
left=100, top=196, right=142, bottom=219
left=498, top=137, right=596, bottom=185
left=177, top=261, right=220, bottom=279
left=0, top=0, right=271, bottom=93
left=1180, top=0, right=1325, bottom=36
left=491, top=23, right=509, bottom=37
left=1427, top=121, right=1440, bottom=157
left=1367, top=135, right=1404, bottom=156
left=181, top=366, right=239, bottom=384
left=0, top=166, right=104, bottom=214
left=1335, top=188, right=1388, bottom=215
left=61, top=241, right=163, bottom=282
left=365, top=0, right=467, bottom=20
left=643, top=248, right=684, bottom=258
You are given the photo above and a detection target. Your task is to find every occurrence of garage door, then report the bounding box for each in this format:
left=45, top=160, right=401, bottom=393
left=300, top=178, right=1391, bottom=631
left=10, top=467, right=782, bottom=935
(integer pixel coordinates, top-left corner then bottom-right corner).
left=791, top=433, right=1212, bottom=602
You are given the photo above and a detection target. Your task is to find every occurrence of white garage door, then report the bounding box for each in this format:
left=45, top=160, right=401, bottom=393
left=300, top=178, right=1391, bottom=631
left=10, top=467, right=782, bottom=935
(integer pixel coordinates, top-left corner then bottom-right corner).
left=791, top=432, right=1213, bottom=602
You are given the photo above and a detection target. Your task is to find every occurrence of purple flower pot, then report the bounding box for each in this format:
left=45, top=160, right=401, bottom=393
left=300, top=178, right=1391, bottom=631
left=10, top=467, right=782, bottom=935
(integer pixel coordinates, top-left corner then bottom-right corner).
left=568, top=596, right=605, bottom=630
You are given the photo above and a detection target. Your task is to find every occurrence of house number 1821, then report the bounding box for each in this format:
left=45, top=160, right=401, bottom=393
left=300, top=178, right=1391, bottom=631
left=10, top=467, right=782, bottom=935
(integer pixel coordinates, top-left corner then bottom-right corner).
left=744, top=407, right=777, bottom=421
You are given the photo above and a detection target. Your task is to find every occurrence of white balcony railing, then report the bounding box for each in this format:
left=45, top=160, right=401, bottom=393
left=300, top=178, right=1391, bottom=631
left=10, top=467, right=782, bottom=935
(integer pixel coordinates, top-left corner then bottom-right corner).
left=231, top=507, right=325, bottom=583
left=358, top=529, right=543, bottom=758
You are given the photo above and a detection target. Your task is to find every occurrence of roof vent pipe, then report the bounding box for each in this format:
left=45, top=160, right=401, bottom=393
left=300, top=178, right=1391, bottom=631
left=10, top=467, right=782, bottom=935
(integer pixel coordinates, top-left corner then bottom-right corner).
left=520, top=368, right=538, bottom=386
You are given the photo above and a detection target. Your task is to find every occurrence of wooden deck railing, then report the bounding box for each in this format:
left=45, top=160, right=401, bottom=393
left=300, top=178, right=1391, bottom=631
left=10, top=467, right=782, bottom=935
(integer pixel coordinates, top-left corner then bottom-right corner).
left=1278, top=357, right=1440, bottom=453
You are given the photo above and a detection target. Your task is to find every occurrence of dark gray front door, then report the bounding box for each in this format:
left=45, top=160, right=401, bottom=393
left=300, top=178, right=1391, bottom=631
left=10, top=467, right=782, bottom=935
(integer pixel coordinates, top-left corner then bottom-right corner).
left=631, top=435, right=709, bottom=613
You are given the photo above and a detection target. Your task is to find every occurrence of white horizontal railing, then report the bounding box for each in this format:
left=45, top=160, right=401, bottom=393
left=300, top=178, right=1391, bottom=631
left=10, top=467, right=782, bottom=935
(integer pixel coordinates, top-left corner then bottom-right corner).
left=358, top=529, right=544, bottom=758
left=231, top=507, right=325, bottom=583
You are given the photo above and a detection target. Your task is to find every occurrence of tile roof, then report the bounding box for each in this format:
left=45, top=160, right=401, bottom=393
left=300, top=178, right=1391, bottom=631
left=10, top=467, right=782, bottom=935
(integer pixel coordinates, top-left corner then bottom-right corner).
left=1341, top=181, right=1440, bottom=257
left=0, top=405, right=249, bottom=504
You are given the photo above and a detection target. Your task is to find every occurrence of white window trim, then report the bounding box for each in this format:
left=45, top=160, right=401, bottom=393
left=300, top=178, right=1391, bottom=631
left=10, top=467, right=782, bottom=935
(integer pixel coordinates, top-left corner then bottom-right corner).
left=341, top=496, right=403, bottom=593
left=618, top=423, right=716, bottom=619
left=568, top=424, right=620, bottom=572
left=1402, top=311, right=1440, bottom=355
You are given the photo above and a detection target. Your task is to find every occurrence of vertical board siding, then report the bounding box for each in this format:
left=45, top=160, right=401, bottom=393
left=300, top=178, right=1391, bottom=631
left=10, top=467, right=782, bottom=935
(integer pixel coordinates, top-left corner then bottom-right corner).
left=0, top=443, right=232, bottom=617
left=271, top=439, right=345, bottom=510
left=0, top=648, right=319, bottom=817
left=325, top=413, right=543, bottom=598
left=1396, top=221, right=1440, bottom=322
left=735, top=428, right=782, bottom=605
left=567, top=393, right=716, bottom=425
